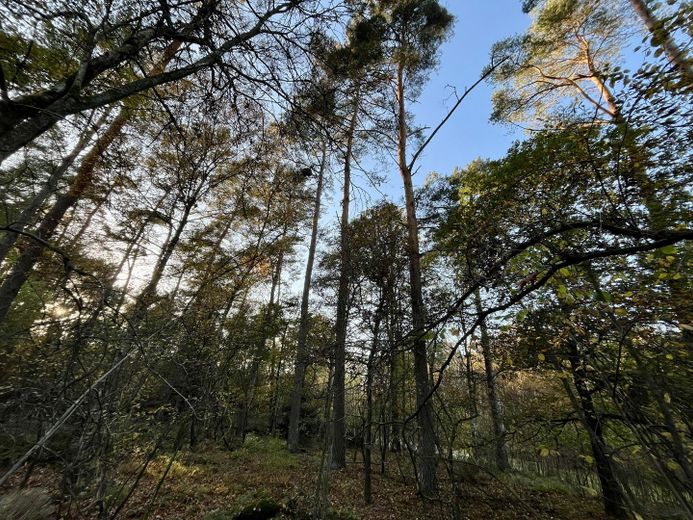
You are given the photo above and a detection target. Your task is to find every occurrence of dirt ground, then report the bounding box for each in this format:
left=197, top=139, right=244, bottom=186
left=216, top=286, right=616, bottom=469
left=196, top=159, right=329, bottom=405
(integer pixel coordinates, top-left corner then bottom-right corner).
left=2, top=438, right=610, bottom=519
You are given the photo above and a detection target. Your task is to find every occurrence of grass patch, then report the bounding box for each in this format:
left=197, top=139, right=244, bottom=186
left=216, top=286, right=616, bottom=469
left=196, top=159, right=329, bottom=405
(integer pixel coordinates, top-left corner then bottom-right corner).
left=502, top=470, right=583, bottom=495
left=228, top=435, right=305, bottom=471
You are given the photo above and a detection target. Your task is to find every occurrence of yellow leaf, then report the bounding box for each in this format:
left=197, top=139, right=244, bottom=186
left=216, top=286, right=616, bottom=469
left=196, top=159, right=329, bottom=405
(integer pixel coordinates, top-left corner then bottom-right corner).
left=538, top=353, right=545, bottom=362
left=666, top=460, right=680, bottom=471
left=664, top=393, right=671, bottom=404
left=582, top=486, right=599, bottom=497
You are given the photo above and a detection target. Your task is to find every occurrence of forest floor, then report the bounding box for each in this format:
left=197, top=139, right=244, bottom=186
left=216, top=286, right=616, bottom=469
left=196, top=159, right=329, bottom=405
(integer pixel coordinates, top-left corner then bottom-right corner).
left=6, top=436, right=610, bottom=520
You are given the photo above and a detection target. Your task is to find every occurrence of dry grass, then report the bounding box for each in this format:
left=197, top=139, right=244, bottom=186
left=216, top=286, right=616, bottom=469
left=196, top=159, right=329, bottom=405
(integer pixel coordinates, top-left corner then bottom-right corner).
left=2, top=437, right=610, bottom=519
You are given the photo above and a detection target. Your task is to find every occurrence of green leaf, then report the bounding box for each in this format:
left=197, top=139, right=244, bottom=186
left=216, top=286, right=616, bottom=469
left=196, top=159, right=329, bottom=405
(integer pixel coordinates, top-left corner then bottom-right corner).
left=557, top=284, right=568, bottom=300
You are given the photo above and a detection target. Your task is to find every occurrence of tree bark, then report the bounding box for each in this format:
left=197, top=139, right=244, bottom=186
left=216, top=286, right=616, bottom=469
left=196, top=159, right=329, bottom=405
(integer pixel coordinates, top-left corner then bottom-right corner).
left=396, top=62, right=438, bottom=496
left=566, top=339, right=629, bottom=519
left=0, top=110, right=110, bottom=265
left=474, top=290, right=510, bottom=471
left=236, top=250, right=283, bottom=439
left=364, top=306, right=382, bottom=504
left=0, top=105, right=133, bottom=324
left=332, top=92, right=360, bottom=469
left=288, top=142, right=327, bottom=452
left=628, top=0, right=693, bottom=83
left=0, top=43, right=184, bottom=324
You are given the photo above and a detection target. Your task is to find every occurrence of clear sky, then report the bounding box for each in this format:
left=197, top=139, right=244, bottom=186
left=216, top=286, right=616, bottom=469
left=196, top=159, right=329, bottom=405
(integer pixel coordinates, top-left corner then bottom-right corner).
left=369, top=0, right=531, bottom=200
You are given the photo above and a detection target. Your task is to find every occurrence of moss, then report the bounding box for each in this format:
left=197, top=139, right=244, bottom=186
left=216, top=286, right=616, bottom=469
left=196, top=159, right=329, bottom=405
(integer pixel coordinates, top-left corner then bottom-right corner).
left=203, top=511, right=235, bottom=520
left=203, top=490, right=281, bottom=520
left=234, top=497, right=281, bottom=519
left=502, top=470, right=576, bottom=495
left=325, top=510, right=357, bottom=520
left=229, top=436, right=302, bottom=471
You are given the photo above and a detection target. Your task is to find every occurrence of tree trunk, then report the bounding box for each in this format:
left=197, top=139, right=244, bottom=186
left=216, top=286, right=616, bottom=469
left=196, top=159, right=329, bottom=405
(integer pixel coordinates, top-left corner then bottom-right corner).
left=0, top=106, right=133, bottom=324
left=387, top=285, right=402, bottom=454
left=0, top=42, right=183, bottom=324
left=269, top=322, right=289, bottom=436
left=464, top=341, right=479, bottom=456
left=474, top=290, right=510, bottom=471
left=236, top=251, right=283, bottom=439
left=314, top=362, right=334, bottom=519
left=364, top=308, right=381, bottom=504
left=566, top=339, right=629, bottom=519
left=131, top=197, right=196, bottom=325
left=332, top=91, right=360, bottom=469
left=396, top=62, right=438, bottom=497
left=628, top=0, right=693, bottom=83
left=0, top=110, right=110, bottom=265
left=288, top=142, right=327, bottom=452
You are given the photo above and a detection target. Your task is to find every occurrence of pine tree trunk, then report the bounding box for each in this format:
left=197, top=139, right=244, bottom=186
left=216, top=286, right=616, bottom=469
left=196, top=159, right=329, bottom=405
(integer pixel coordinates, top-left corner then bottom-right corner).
left=332, top=92, right=360, bottom=469
left=396, top=63, right=438, bottom=497
left=288, top=142, right=327, bottom=452
left=628, top=0, right=693, bottom=83
left=0, top=110, right=110, bottom=265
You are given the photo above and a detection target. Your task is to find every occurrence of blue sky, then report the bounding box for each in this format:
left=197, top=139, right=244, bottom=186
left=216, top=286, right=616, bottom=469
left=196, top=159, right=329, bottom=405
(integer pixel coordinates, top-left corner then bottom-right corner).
left=369, top=0, right=531, bottom=200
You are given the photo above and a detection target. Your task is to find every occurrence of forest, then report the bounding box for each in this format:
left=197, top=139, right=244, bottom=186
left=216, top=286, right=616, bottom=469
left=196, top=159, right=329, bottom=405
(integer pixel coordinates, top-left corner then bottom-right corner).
left=0, top=0, right=691, bottom=519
